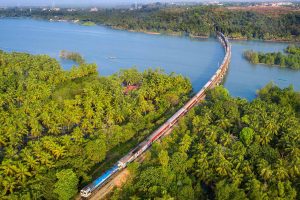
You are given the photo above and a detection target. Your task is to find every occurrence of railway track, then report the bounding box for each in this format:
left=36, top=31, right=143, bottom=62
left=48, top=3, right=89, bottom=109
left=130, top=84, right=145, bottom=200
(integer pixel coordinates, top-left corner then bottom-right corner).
left=80, top=31, right=231, bottom=199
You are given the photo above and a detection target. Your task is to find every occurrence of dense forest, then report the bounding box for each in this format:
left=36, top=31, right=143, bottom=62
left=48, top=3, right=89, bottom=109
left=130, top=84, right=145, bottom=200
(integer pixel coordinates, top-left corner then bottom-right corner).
left=112, top=85, right=300, bottom=200
left=0, top=6, right=299, bottom=41
left=244, top=45, right=300, bottom=69
left=0, top=50, right=192, bottom=199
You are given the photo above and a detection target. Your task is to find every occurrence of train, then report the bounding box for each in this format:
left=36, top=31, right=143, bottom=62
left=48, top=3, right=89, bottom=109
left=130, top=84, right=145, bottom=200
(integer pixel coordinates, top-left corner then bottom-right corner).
left=80, top=32, right=231, bottom=198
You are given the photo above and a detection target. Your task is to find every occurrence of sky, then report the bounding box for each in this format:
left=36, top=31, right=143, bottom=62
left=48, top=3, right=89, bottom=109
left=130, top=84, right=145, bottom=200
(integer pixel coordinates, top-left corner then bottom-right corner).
left=0, top=0, right=298, bottom=7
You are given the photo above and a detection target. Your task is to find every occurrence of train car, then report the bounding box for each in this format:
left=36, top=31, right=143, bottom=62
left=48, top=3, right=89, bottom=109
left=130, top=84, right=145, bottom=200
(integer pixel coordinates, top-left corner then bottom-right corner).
left=195, top=88, right=205, bottom=98
left=203, top=81, right=211, bottom=89
left=216, top=68, right=222, bottom=76
left=210, top=74, right=217, bottom=82
left=167, top=107, right=187, bottom=126
left=80, top=165, right=119, bottom=198
left=147, top=122, right=170, bottom=143
left=117, top=141, right=150, bottom=169
left=186, top=96, right=199, bottom=110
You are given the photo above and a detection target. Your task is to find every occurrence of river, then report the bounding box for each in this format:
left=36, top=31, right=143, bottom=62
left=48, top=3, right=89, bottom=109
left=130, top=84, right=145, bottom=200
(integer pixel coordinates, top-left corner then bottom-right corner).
left=0, top=18, right=299, bottom=100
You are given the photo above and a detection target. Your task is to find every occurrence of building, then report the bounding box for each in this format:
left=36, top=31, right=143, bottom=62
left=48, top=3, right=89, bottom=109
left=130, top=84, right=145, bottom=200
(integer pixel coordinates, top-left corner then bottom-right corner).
left=90, top=7, right=98, bottom=12
left=51, top=7, right=60, bottom=11
left=67, top=8, right=77, bottom=12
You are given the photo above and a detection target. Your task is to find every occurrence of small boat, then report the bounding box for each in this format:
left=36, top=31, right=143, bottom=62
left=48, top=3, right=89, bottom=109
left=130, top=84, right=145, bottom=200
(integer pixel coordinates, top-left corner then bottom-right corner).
left=108, top=56, right=117, bottom=59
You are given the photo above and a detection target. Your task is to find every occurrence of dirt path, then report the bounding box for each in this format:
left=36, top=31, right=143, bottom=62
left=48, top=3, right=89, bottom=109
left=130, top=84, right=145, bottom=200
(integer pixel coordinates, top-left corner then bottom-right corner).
left=88, top=169, right=130, bottom=200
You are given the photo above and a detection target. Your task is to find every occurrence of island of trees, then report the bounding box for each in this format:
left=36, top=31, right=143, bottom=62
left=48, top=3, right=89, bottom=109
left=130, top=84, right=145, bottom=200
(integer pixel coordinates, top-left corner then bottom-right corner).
left=0, top=50, right=192, bottom=199
left=244, top=45, right=300, bottom=69
left=60, top=50, right=85, bottom=65
left=0, top=5, right=299, bottom=41
left=112, top=84, right=300, bottom=200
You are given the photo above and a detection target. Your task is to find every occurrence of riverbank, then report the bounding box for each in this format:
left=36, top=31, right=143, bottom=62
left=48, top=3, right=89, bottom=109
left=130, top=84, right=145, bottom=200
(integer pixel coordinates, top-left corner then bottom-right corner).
left=228, top=36, right=300, bottom=43
left=42, top=18, right=296, bottom=42
left=90, top=22, right=299, bottom=42
left=2, top=16, right=296, bottom=42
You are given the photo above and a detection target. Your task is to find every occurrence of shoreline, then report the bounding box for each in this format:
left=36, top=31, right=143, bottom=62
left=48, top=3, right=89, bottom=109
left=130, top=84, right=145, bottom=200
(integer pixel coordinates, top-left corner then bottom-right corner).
left=2, top=17, right=298, bottom=43
left=229, top=37, right=299, bottom=43
left=247, top=61, right=298, bottom=70
left=107, top=26, right=299, bottom=43
left=107, top=24, right=297, bottom=43
left=45, top=18, right=297, bottom=43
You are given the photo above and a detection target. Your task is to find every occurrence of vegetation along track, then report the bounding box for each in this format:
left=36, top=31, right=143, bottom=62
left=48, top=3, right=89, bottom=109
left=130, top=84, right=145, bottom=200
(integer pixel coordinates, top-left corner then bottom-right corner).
left=80, top=31, right=232, bottom=199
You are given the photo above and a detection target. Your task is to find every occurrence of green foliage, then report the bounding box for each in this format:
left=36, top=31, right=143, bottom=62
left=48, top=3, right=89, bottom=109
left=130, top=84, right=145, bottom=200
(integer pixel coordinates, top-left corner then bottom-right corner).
left=258, top=83, right=300, bottom=117
left=244, top=51, right=259, bottom=64
left=239, top=127, right=255, bottom=146
left=215, top=180, right=247, bottom=200
left=0, top=51, right=192, bottom=198
left=60, top=50, right=85, bottom=65
left=206, top=85, right=230, bottom=102
left=119, top=68, right=142, bottom=86
left=158, top=150, right=169, bottom=169
left=82, top=21, right=96, bottom=26
left=54, top=169, right=79, bottom=200
left=85, top=138, right=107, bottom=162
left=113, top=86, right=300, bottom=199
left=244, top=45, right=300, bottom=69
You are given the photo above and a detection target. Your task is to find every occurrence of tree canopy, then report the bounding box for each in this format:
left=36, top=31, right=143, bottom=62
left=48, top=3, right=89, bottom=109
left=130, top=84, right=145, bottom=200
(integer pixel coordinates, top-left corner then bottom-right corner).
left=54, top=169, right=79, bottom=200
left=113, top=85, right=300, bottom=200
left=0, top=51, right=192, bottom=199
left=244, top=45, right=300, bottom=69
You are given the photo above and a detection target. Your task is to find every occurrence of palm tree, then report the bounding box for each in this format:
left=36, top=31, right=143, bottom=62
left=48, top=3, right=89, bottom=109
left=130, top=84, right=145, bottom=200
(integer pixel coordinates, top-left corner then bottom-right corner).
left=204, top=127, right=218, bottom=143
left=0, top=135, right=6, bottom=147
left=260, top=166, right=273, bottom=181
left=195, top=153, right=209, bottom=180
left=289, top=158, right=300, bottom=177
left=285, top=142, right=300, bottom=158
left=275, top=159, right=289, bottom=181
left=40, top=111, right=51, bottom=128
left=220, top=133, right=232, bottom=147
left=275, top=166, right=289, bottom=181
left=230, top=169, right=244, bottom=186
left=24, top=155, right=39, bottom=171
left=52, top=145, right=66, bottom=159
left=216, top=165, right=228, bottom=176
left=213, top=146, right=232, bottom=177
left=29, top=119, right=42, bottom=138
left=216, top=118, right=232, bottom=130
left=38, top=152, right=54, bottom=168
left=242, top=161, right=252, bottom=174
left=264, top=118, right=279, bottom=135
left=16, top=163, right=32, bottom=183
left=2, top=176, right=17, bottom=194
left=0, top=160, right=17, bottom=176
left=258, top=160, right=273, bottom=181
left=259, top=130, right=272, bottom=145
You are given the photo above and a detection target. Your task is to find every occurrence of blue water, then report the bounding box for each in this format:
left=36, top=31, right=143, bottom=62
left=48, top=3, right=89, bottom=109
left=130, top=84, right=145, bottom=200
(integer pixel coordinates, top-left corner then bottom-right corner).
left=0, top=18, right=299, bottom=100
left=226, top=40, right=300, bottom=99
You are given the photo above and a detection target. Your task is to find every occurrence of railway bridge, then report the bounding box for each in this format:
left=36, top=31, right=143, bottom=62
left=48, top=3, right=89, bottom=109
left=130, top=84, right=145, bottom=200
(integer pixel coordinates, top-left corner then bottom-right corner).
left=80, top=31, right=232, bottom=199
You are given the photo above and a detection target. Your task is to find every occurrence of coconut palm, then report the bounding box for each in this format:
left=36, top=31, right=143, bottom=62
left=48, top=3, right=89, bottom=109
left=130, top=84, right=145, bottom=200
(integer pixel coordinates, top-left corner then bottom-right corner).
left=16, top=163, right=32, bottom=183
